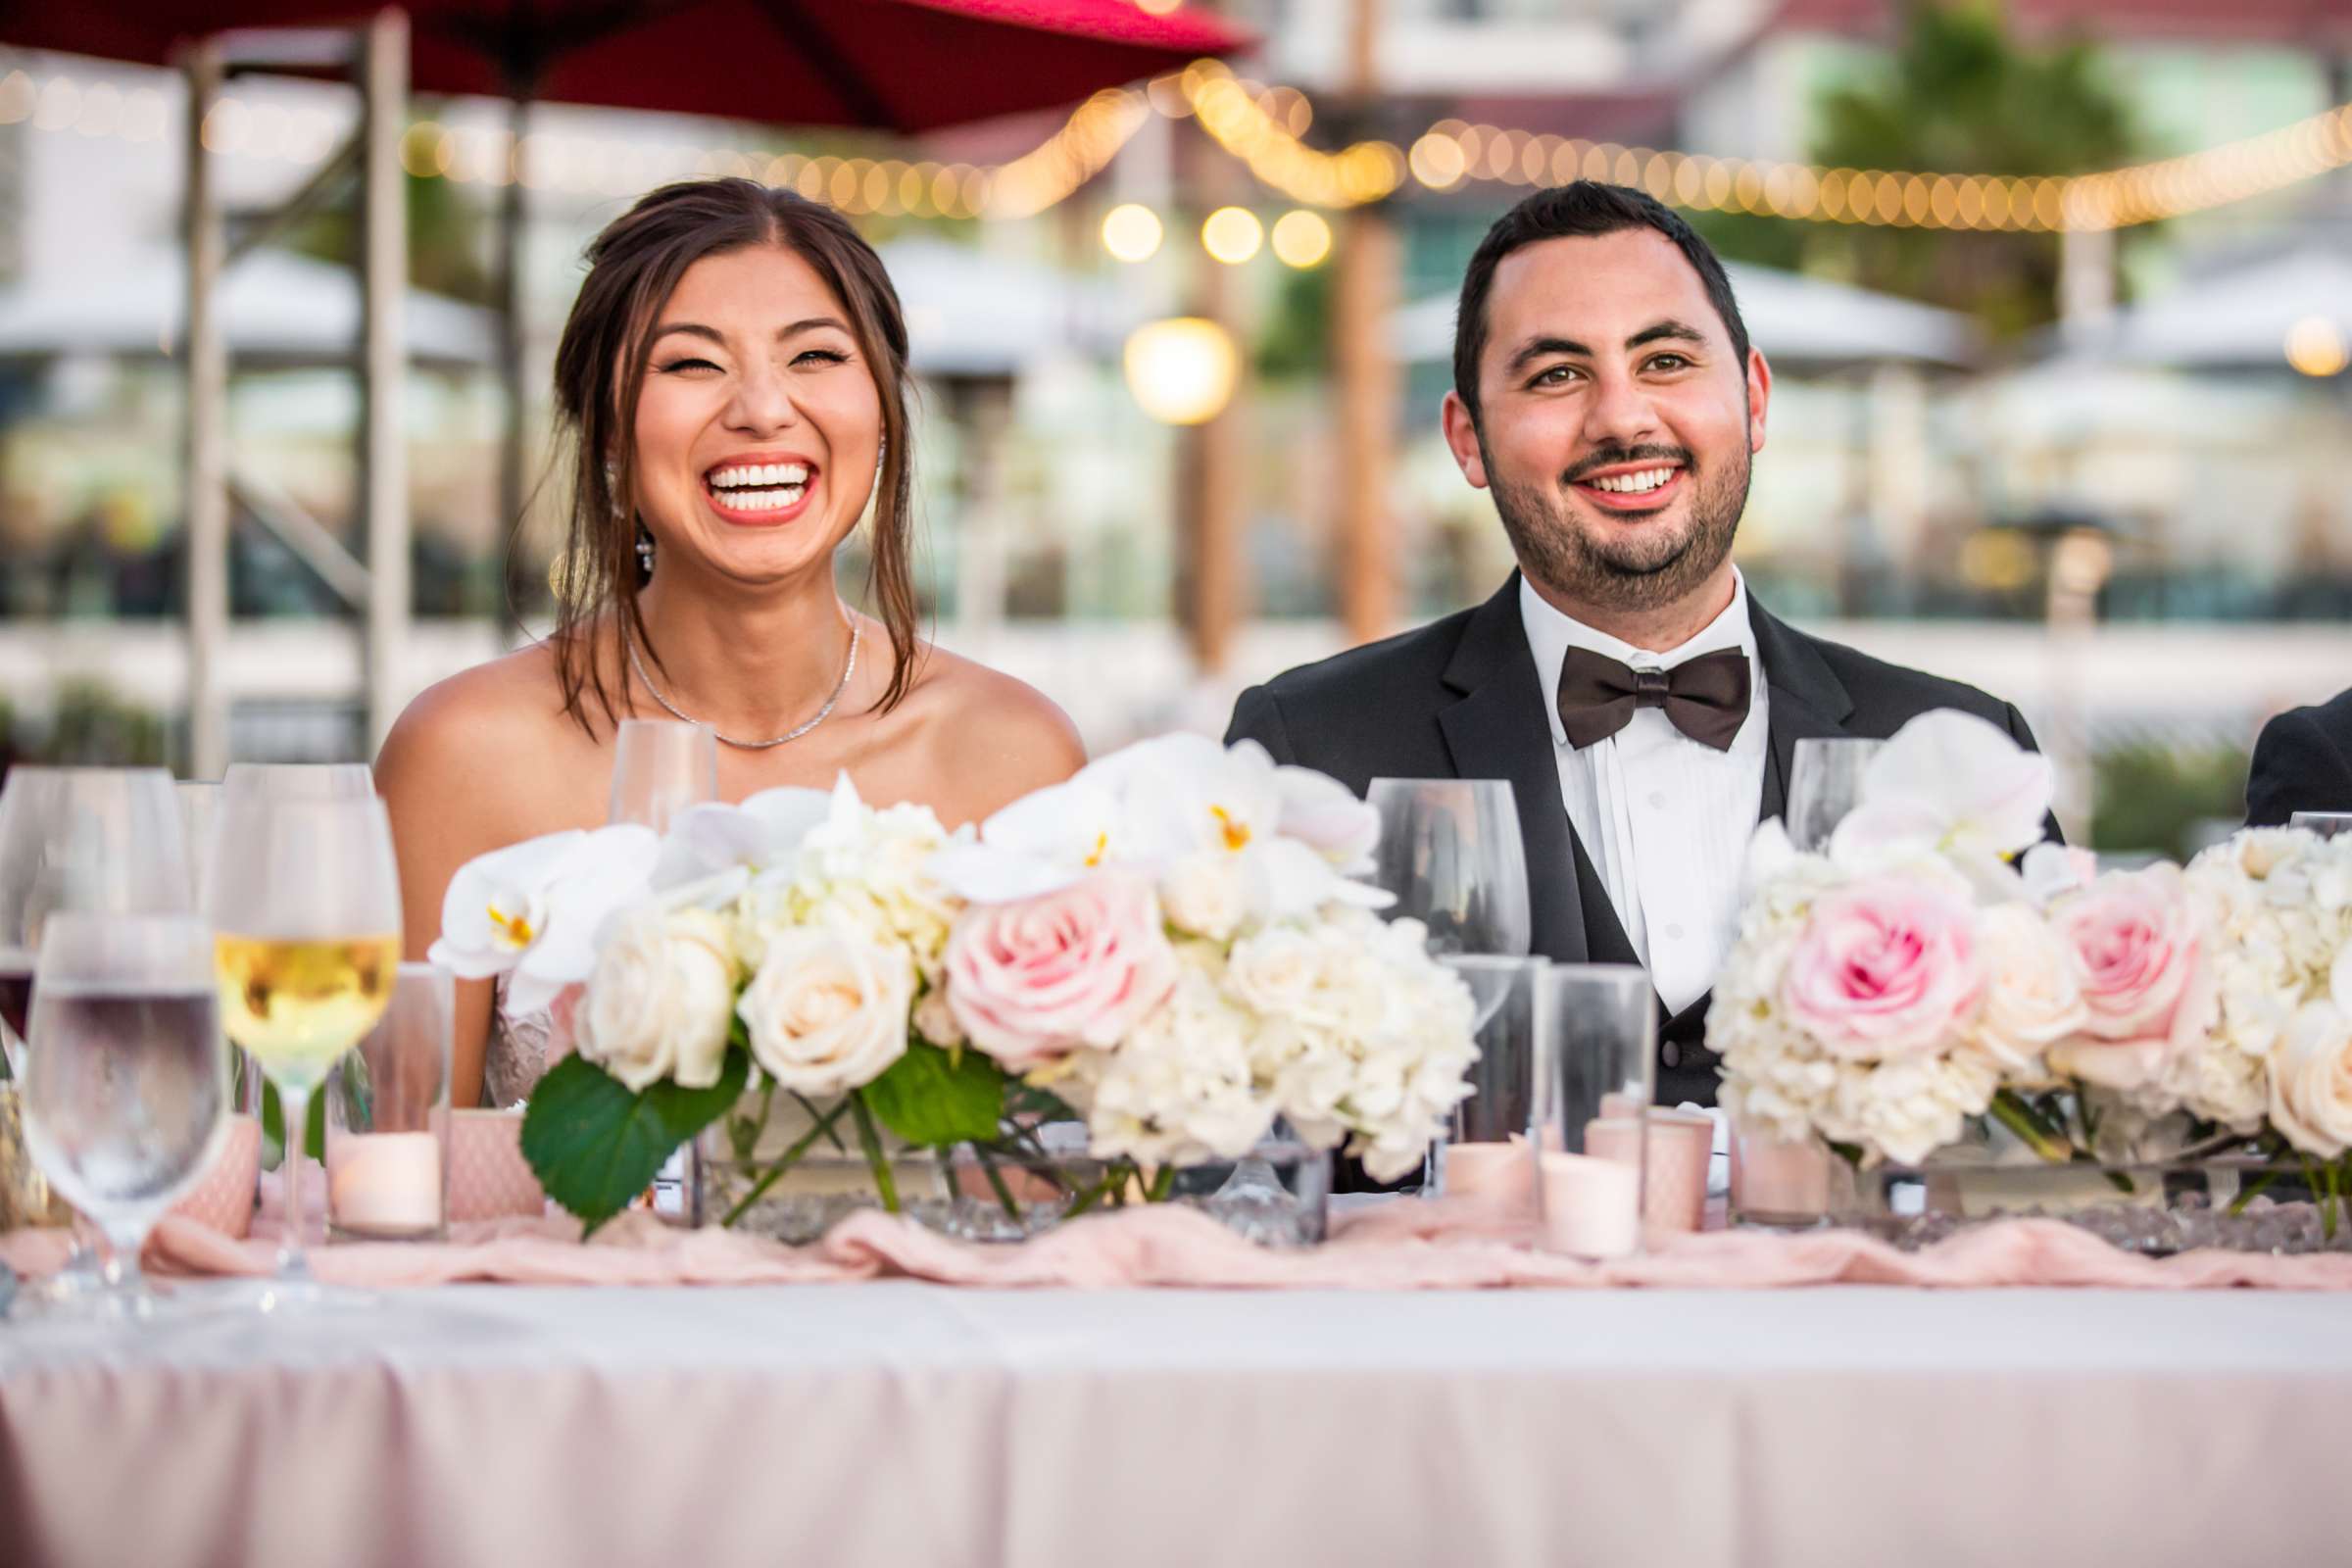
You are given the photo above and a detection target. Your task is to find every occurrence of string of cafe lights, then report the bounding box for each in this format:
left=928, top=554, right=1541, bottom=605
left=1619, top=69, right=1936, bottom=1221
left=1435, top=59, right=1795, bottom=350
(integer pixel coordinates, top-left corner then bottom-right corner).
left=6, top=55, right=2352, bottom=233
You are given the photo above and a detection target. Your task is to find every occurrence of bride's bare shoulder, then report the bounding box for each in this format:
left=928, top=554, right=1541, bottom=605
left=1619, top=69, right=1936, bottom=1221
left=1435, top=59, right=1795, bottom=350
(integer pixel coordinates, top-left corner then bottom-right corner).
left=374, top=643, right=595, bottom=838
left=895, top=641, right=1086, bottom=805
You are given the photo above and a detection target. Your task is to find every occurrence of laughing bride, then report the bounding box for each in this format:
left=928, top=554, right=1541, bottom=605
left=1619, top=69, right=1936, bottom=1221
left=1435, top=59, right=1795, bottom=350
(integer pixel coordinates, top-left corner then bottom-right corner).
left=375, top=178, right=1084, bottom=1108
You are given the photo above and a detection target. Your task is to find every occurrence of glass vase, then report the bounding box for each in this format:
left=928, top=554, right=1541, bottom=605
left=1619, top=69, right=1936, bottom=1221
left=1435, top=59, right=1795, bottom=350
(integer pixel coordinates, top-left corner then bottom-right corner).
left=695, top=1087, right=1332, bottom=1248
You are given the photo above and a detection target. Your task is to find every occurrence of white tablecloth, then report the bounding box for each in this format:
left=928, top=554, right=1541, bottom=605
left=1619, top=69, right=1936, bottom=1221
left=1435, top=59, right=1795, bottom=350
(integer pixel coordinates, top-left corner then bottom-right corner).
left=5, top=1283, right=2349, bottom=1567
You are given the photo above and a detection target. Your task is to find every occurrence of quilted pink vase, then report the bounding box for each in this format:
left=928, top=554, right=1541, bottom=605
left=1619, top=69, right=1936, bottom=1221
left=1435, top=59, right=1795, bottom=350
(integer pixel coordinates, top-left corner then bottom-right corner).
left=170, top=1113, right=261, bottom=1238
left=448, top=1109, right=546, bottom=1222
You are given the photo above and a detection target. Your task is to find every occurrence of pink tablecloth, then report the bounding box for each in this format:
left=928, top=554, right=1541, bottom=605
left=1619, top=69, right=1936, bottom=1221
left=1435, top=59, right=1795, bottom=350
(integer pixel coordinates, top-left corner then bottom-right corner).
left=8, top=1196, right=2350, bottom=1292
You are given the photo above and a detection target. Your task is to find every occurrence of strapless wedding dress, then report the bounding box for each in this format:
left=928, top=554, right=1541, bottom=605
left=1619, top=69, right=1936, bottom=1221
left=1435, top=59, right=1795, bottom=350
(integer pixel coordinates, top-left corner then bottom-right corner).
left=484, top=973, right=557, bottom=1108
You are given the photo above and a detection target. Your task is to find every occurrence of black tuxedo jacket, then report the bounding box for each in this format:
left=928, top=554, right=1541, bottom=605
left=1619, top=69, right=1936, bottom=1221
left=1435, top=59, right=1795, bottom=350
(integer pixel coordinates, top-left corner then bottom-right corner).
left=2246, top=687, right=2352, bottom=828
left=1225, top=575, right=2044, bottom=1109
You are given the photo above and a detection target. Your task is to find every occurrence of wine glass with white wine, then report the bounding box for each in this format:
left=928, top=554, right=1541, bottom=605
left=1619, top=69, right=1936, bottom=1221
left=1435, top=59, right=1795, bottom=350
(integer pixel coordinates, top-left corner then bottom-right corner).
left=206, top=792, right=403, bottom=1302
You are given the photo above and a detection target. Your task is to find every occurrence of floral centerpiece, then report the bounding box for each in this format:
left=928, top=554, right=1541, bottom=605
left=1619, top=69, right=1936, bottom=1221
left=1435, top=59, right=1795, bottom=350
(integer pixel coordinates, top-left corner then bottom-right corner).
left=431, top=735, right=1477, bottom=1239
left=1712, top=710, right=2352, bottom=1247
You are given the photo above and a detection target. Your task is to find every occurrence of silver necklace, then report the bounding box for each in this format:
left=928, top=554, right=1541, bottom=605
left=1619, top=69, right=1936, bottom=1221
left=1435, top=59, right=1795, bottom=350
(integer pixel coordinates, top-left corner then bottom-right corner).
left=626, top=615, right=860, bottom=750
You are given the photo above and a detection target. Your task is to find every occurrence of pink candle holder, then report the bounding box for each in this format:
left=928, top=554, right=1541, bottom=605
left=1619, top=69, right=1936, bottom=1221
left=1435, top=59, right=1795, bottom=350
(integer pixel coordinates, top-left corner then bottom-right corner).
left=1729, top=1122, right=1848, bottom=1229
left=1585, top=1108, right=1712, bottom=1238
left=448, top=1108, right=548, bottom=1222
left=168, top=1111, right=261, bottom=1238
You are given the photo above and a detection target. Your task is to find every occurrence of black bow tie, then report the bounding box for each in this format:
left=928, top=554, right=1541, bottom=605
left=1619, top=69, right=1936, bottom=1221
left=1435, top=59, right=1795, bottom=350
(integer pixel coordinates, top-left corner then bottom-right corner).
left=1555, top=646, right=1752, bottom=752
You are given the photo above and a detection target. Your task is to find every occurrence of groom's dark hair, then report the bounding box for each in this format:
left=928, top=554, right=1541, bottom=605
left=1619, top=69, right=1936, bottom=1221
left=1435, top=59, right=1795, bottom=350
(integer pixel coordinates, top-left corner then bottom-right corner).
left=1452, top=181, right=1750, bottom=431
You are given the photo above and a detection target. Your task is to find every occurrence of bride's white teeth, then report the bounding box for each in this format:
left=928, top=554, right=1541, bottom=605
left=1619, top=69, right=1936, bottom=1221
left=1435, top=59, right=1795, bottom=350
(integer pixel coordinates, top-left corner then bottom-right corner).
left=708, top=462, right=810, bottom=489
left=1588, top=467, right=1677, bottom=494
left=713, top=484, right=807, bottom=512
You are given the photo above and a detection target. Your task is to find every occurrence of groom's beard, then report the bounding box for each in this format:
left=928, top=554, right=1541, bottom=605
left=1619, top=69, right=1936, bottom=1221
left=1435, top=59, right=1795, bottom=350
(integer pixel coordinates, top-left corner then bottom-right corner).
left=1483, top=436, right=1750, bottom=612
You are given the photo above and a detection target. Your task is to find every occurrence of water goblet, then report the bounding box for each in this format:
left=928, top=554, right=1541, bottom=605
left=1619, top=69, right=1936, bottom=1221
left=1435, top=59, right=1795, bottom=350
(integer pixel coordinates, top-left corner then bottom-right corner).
left=22, top=912, right=229, bottom=1319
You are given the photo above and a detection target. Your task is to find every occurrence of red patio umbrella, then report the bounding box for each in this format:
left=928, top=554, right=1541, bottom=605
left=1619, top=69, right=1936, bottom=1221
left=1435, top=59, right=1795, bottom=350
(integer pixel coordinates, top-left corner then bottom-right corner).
left=0, top=0, right=1252, bottom=131
left=0, top=0, right=1254, bottom=628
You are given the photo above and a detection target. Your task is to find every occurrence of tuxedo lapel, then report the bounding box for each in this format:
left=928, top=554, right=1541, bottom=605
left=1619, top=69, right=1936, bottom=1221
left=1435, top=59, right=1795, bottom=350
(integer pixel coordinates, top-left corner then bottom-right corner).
left=1436, top=578, right=1591, bottom=965
left=1750, top=600, right=1857, bottom=826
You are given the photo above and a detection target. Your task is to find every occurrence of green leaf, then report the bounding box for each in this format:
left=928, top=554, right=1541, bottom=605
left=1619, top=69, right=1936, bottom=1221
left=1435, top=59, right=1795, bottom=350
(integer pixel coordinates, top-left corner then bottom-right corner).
left=522, top=1047, right=751, bottom=1236
left=859, top=1040, right=1004, bottom=1149
left=259, top=1081, right=328, bottom=1170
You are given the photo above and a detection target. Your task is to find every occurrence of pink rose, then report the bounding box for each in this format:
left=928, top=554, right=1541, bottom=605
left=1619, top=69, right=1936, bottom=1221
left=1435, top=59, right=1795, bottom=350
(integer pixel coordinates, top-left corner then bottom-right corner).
left=944, top=871, right=1180, bottom=1071
left=2045, top=864, right=2215, bottom=1090
left=1781, top=877, right=1982, bottom=1059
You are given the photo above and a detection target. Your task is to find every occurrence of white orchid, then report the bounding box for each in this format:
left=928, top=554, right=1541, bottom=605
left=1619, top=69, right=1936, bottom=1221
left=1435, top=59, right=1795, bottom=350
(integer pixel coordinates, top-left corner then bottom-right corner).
left=428, top=824, right=661, bottom=1016
left=930, top=734, right=1384, bottom=924
left=927, top=775, right=1129, bottom=904
left=1830, top=710, right=2054, bottom=888
left=653, top=786, right=832, bottom=890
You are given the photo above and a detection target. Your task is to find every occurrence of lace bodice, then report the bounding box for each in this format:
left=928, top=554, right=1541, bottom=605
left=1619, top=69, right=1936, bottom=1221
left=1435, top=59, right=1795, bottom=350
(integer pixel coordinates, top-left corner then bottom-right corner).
left=484, top=973, right=557, bottom=1108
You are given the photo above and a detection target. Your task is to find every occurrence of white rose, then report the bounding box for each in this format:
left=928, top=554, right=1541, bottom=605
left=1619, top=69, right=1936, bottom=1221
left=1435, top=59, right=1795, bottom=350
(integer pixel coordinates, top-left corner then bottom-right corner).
left=2268, top=1002, right=2352, bottom=1158
left=738, top=926, right=913, bottom=1097
left=1964, top=904, right=2085, bottom=1076
left=576, top=906, right=739, bottom=1092
left=1160, top=850, right=1250, bottom=941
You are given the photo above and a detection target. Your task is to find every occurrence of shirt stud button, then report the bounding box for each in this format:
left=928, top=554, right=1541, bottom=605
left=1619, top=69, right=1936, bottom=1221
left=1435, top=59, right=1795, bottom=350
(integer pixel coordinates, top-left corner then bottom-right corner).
left=1662, top=1042, right=1683, bottom=1069
left=1647, top=791, right=1667, bottom=809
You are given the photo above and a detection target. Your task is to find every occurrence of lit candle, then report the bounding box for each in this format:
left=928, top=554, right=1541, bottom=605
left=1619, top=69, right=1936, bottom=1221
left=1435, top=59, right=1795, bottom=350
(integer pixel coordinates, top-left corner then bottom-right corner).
left=1538, top=1151, right=1640, bottom=1258
left=329, top=1131, right=444, bottom=1237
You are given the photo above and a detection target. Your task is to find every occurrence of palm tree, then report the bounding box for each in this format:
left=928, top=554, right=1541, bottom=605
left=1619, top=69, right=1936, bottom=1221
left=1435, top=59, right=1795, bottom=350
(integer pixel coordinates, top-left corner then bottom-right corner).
left=1698, top=0, right=2144, bottom=336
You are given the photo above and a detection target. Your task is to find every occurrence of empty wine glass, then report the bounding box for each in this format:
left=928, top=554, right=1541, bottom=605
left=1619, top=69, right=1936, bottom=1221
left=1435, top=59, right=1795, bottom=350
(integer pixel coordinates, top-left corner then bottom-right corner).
left=609, top=718, right=718, bottom=832
left=23, top=912, right=229, bottom=1319
left=1786, top=738, right=1886, bottom=854
left=221, top=762, right=375, bottom=805
left=2289, top=812, right=2352, bottom=841
left=0, top=767, right=191, bottom=1305
left=1367, top=777, right=1531, bottom=1026
left=206, top=793, right=403, bottom=1303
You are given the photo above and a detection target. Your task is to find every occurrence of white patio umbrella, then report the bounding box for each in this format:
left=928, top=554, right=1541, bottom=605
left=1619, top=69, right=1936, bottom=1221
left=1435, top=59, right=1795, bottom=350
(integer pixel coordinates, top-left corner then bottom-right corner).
left=878, top=237, right=1140, bottom=379
left=2076, top=245, right=2352, bottom=370
left=0, top=245, right=495, bottom=370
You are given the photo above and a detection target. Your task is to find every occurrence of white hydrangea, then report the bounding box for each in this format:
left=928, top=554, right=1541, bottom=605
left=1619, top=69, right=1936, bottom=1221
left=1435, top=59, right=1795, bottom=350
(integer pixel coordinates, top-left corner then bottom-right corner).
left=1057, top=946, right=1277, bottom=1169
left=733, top=779, right=960, bottom=982
left=2181, top=827, right=2352, bottom=1127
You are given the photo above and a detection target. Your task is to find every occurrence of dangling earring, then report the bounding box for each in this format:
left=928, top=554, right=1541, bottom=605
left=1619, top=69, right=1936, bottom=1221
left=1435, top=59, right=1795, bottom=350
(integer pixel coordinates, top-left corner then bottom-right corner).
left=635, top=526, right=656, bottom=575
left=875, top=437, right=887, bottom=473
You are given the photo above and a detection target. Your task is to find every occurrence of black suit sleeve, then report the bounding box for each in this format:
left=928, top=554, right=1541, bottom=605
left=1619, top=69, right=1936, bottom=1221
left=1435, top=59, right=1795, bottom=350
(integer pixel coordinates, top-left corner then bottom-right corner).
left=1224, top=683, right=1298, bottom=764
left=2246, top=709, right=2352, bottom=828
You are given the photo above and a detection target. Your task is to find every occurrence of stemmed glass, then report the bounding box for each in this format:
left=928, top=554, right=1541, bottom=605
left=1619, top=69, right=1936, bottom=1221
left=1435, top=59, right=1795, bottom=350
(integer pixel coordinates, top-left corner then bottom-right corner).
left=610, top=718, right=718, bottom=832
left=0, top=767, right=191, bottom=1306
left=1367, top=778, right=1532, bottom=1194
left=1786, top=738, right=1886, bottom=853
left=205, top=792, right=404, bottom=1301
left=2289, top=812, right=2352, bottom=841
left=221, top=762, right=375, bottom=804
left=21, top=912, right=228, bottom=1318
left=1367, top=777, right=1532, bottom=1025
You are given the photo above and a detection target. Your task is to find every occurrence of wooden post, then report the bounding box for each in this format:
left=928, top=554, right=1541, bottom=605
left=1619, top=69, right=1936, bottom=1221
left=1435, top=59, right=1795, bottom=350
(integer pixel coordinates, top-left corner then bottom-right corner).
left=361, top=9, right=410, bottom=757
left=183, top=39, right=230, bottom=779
left=1333, top=0, right=1398, bottom=645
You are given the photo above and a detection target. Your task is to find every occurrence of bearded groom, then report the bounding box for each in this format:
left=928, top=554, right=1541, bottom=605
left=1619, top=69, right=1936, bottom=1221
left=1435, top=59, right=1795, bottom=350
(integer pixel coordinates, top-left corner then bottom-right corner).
left=1226, top=182, right=2044, bottom=1108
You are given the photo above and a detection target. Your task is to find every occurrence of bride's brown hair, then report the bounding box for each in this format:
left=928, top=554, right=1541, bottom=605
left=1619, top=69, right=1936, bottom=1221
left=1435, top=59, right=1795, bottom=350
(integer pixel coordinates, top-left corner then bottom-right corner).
left=542, top=177, right=918, bottom=736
